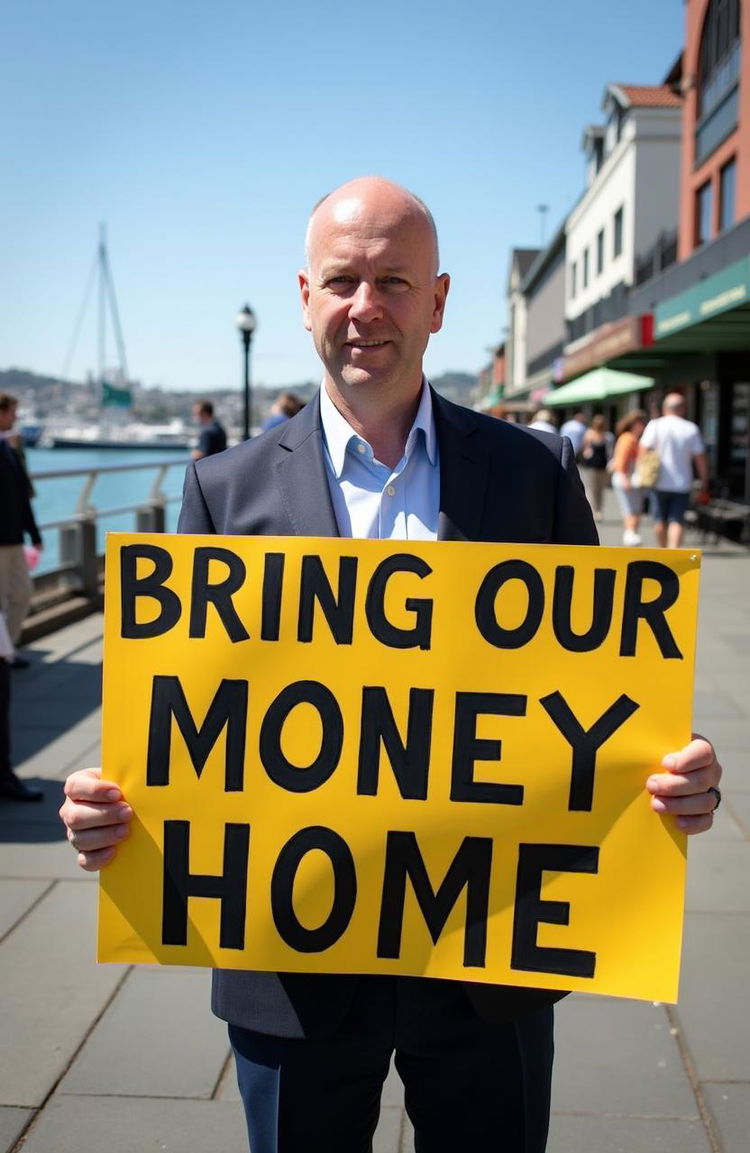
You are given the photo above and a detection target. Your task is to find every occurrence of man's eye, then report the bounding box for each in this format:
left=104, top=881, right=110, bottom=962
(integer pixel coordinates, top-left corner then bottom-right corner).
left=381, top=277, right=409, bottom=290
left=327, top=275, right=355, bottom=288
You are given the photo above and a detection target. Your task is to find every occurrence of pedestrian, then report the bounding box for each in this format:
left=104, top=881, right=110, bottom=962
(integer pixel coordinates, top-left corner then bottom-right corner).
left=59, top=177, right=723, bottom=1153
left=579, top=413, right=613, bottom=522
left=262, top=391, right=304, bottom=431
left=191, top=399, right=227, bottom=459
left=0, top=392, right=43, bottom=673
left=528, top=407, right=558, bottom=434
left=611, top=409, right=648, bottom=545
left=560, top=410, right=588, bottom=457
left=640, top=393, right=709, bottom=548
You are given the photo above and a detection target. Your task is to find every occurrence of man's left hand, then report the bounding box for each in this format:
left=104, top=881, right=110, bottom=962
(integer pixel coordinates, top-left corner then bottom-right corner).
left=646, top=734, right=723, bottom=835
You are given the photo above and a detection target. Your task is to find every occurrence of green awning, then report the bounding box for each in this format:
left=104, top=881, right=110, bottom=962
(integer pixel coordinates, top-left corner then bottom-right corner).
left=546, top=368, right=653, bottom=407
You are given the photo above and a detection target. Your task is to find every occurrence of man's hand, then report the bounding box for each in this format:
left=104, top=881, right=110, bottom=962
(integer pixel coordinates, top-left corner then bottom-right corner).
left=646, top=734, right=722, bottom=835
left=59, top=767, right=133, bottom=871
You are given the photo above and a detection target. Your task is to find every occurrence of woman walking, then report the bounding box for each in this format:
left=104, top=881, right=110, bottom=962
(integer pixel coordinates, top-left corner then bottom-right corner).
left=579, top=414, right=612, bottom=522
left=611, top=409, right=648, bottom=545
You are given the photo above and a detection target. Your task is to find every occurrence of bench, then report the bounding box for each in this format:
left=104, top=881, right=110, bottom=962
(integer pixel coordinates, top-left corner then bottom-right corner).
left=690, top=498, right=750, bottom=546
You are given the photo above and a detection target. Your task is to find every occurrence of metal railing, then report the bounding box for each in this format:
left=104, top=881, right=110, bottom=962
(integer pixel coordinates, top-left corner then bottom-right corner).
left=29, top=457, right=190, bottom=602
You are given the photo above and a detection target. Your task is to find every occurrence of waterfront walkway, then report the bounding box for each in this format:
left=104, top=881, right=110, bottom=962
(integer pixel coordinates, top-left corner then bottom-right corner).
left=2, top=494, right=749, bottom=1152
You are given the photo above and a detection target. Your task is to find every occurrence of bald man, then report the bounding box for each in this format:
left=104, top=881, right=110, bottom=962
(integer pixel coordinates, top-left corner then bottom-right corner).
left=640, top=393, right=709, bottom=548
left=60, top=178, right=722, bottom=1153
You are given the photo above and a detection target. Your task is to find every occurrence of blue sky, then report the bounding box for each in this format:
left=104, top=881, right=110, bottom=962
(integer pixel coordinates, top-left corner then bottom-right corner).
left=2, top=0, right=685, bottom=394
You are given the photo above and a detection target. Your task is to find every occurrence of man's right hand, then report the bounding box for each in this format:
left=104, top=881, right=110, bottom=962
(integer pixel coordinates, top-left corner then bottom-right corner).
left=59, top=767, right=133, bottom=871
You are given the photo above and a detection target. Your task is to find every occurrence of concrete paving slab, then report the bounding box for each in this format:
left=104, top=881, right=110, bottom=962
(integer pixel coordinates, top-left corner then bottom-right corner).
left=546, top=1114, right=710, bottom=1152
left=725, top=792, right=750, bottom=835
left=702, top=1083, right=750, bottom=1153
left=60, top=967, right=227, bottom=1099
left=0, top=838, right=91, bottom=881
left=675, top=912, right=750, bottom=1081
left=0, top=879, right=51, bottom=938
left=373, top=1106, right=404, bottom=1153
left=552, top=996, right=698, bottom=1118
left=0, top=1106, right=33, bottom=1153
left=11, top=726, right=101, bottom=780
left=19, top=1095, right=248, bottom=1153
left=0, top=881, right=127, bottom=1107
left=693, top=690, right=746, bottom=719
left=685, top=838, right=750, bottom=912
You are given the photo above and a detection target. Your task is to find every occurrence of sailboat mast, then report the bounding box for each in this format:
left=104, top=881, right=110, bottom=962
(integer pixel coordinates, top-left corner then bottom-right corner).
left=98, top=222, right=107, bottom=406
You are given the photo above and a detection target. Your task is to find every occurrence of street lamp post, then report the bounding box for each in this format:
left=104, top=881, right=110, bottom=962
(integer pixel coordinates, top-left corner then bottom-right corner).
left=235, top=304, right=257, bottom=440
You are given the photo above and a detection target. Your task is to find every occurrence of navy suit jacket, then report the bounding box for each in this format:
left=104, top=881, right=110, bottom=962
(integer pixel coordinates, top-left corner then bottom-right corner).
left=178, top=389, right=598, bottom=1036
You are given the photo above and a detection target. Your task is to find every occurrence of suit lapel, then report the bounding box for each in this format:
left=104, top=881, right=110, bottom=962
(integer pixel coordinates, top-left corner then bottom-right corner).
left=433, top=391, right=489, bottom=542
left=273, top=396, right=340, bottom=537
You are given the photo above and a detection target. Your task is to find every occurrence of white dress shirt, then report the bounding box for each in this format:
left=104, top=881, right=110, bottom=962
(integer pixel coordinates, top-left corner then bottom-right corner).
left=319, top=381, right=440, bottom=541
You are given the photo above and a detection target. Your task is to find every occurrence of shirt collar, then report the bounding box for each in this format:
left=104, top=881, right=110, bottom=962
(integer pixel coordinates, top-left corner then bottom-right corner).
left=320, top=378, right=437, bottom=477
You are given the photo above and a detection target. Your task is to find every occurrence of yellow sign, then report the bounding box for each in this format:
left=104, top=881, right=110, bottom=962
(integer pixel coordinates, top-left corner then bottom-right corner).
left=99, top=534, right=701, bottom=1003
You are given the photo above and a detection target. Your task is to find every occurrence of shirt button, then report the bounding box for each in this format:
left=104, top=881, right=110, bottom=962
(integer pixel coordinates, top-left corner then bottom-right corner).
left=386, top=485, right=396, bottom=496
left=357, top=443, right=367, bottom=454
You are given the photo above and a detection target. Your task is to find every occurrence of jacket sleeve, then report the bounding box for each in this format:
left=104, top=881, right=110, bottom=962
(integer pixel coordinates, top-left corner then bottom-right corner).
left=177, top=463, right=217, bottom=534
left=555, top=435, right=599, bottom=546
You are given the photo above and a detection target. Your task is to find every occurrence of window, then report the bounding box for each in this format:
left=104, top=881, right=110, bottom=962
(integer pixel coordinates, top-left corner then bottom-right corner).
left=596, top=229, right=604, bottom=275
left=695, top=0, right=741, bottom=164
left=613, top=207, right=624, bottom=258
left=582, top=248, right=589, bottom=289
left=695, top=180, right=713, bottom=245
left=719, top=158, right=736, bottom=232
left=570, top=261, right=577, bottom=299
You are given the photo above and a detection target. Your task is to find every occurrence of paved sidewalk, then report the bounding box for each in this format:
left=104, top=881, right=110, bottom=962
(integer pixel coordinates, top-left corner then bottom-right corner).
left=2, top=495, right=748, bottom=1152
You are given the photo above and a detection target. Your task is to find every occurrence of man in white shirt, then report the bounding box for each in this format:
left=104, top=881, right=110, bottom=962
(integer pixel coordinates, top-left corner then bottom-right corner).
left=560, top=411, right=587, bottom=456
left=640, top=394, right=709, bottom=548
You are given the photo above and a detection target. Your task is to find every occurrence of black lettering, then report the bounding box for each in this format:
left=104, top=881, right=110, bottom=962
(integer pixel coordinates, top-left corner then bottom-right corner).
left=357, top=687, right=434, bottom=800
left=147, top=676, right=248, bottom=791
left=189, top=547, right=250, bottom=642
left=261, top=552, right=285, bottom=642
left=270, top=826, right=356, bottom=952
left=365, top=554, right=433, bottom=650
left=451, top=692, right=526, bottom=804
left=377, top=831, right=493, bottom=967
left=120, top=544, right=181, bottom=639
left=474, top=560, right=544, bottom=649
left=162, top=819, right=249, bottom=949
left=620, top=561, right=683, bottom=659
left=552, top=565, right=616, bottom=652
left=259, top=681, right=343, bottom=792
left=511, top=842, right=599, bottom=978
left=539, top=691, right=639, bottom=811
left=298, top=555, right=358, bottom=644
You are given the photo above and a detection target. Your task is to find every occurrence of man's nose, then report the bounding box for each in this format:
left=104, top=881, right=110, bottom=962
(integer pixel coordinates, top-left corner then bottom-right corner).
left=349, top=281, right=383, bottom=321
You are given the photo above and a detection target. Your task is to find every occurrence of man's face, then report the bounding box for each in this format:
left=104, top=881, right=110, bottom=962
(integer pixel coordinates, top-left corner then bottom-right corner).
left=299, top=189, right=449, bottom=402
left=0, top=404, right=16, bottom=432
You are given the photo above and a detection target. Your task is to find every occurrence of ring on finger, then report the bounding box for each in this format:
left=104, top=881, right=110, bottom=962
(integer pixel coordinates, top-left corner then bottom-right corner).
left=707, top=786, right=721, bottom=812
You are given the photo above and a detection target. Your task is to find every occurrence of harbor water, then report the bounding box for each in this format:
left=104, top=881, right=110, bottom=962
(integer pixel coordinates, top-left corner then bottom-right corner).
left=26, top=446, right=191, bottom=575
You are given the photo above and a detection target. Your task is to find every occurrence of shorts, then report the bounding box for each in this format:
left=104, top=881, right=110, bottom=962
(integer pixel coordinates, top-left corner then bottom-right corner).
left=611, top=473, right=645, bottom=517
left=650, top=489, right=690, bottom=525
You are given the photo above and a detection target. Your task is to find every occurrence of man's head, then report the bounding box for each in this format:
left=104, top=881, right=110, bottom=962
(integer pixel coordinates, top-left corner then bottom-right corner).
left=192, top=400, right=214, bottom=424
left=573, top=411, right=587, bottom=424
left=663, top=393, right=686, bottom=416
left=0, top=392, right=18, bottom=433
left=299, top=176, right=450, bottom=410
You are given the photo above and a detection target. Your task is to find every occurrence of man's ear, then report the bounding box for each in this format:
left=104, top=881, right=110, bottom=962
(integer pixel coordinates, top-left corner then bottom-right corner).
left=430, top=273, right=450, bottom=334
left=298, top=270, right=312, bottom=332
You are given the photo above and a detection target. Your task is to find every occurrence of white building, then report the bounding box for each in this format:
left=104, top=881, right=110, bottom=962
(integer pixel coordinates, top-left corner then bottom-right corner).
left=564, top=84, right=682, bottom=358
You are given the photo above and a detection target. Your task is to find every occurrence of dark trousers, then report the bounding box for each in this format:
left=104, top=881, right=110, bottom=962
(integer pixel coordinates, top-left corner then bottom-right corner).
left=0, top=658, right=10, bottom=777
left=229, top=976, right=554, bottom=1153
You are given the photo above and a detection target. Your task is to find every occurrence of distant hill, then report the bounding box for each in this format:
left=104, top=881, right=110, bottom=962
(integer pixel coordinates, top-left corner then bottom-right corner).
left=430, top=371, right=480, bottom=408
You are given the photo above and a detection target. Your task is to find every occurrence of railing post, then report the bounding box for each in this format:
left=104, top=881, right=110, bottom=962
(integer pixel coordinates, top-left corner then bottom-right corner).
left=136, top=501, right=167, bottom=533
left=59, top=513, right=99, bottom=599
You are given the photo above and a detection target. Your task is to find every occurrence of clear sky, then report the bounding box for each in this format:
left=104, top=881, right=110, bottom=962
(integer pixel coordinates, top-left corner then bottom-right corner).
left=3, top=0, right=685, bottom=394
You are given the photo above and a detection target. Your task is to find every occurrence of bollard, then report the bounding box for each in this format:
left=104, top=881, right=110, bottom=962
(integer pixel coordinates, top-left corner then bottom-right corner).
left=136, top=501, right=167, bottom=534
left=59, top=514, right=99, bottom=599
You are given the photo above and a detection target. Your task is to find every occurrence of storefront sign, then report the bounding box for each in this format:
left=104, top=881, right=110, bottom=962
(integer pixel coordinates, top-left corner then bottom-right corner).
left=654, top=258, right=750, bottom=338
left=562, top=315, right=654, bottom=381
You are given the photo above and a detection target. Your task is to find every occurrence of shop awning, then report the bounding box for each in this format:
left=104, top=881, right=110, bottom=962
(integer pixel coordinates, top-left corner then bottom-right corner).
left=546, top=368, right=653, bottom=407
